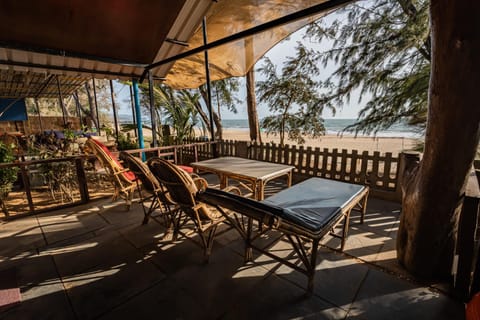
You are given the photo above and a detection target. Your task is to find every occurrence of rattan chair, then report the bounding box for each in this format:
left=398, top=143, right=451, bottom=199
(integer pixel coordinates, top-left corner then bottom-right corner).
left=148, top=157, right=240, bottom=260
left=85, top=137, right=136, bottom=210
left=119, top=151, right=179, bottom=227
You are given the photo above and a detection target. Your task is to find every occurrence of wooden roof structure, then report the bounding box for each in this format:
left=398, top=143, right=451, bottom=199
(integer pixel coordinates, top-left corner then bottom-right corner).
left=0, top=0, right=351, bottom=96
left=0, top=70, right=87, bottom=99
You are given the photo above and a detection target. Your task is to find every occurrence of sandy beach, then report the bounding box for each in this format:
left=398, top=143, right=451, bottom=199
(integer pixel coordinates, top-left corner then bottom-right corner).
left=134, top=127, right=421, bottom=155
left=221, top=129, right=420, bottom=155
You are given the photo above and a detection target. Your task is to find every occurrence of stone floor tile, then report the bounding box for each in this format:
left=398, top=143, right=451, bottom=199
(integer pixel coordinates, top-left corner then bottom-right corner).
left=224, top=271, right=347, bottom=320
left=97, top=278, right=205, bottom=320
left=0, top=254, right=75, bottom=320
left=346, top=268, right=465, bottom=320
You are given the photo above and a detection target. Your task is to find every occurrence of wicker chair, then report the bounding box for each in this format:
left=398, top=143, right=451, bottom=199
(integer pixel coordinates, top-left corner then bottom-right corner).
left=85, top=137, right=136, bottom=210
left=148, top=157, right=240, bottom=260
left=119, top=151, right=179, bottom=226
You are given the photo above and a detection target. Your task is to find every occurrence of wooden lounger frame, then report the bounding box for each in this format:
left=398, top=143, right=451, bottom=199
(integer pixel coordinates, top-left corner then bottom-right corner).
left=198, top=184, right=369, bottom=294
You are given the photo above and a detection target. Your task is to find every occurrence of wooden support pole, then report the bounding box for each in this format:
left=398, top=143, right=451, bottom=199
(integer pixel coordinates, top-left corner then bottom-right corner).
left=129, top=84, right=138, bottom=138
left=33, top=98, right=43, bottom=132
left=109, top=80, right=119, bottom=142
left=55, top=75, right=68, bottom=127
left=92, top=78, right=101, bottom=135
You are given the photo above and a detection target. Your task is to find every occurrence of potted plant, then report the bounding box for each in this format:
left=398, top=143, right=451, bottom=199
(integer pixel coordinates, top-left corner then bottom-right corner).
left=0, top=142, right=19, bottom=216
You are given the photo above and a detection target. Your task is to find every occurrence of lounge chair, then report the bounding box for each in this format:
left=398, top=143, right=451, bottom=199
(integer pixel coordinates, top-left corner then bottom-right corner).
left=85, top=137, right=136, bottom=210
left=198, top=177, right=369, bottom=294
left=148, top=157, right=240, bottom=260
left=119, top=152, right=179, bottom=226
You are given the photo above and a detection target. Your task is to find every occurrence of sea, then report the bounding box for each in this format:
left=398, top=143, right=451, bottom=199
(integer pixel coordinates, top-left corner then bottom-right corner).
left=118, top=115, right=422, bottom=138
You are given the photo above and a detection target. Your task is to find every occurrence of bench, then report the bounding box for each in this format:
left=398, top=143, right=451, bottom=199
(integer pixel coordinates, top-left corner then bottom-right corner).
left=198, top=177, right=369, bottom=294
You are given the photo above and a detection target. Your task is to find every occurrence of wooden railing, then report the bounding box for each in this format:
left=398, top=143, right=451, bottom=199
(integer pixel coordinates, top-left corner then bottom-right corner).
left=216, top=140, right=402, bottom=200
left=121, top=141, right=216, bottom=163
left=2, top=139, right=405, bottom=219
left=0, top=141, right=217, bottom=219
left=0, top=155, right=93, bottom=218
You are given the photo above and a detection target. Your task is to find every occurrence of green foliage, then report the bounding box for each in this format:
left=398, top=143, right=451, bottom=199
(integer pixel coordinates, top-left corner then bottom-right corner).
left=209, top=78, right=241, bottom=115
left=0, top=142, right=19, bottom=193
left=304, top=0, right=430, bottom=134
left=117, top=134, right=138, bottom=151
left=256, top=43, right=330, bottom=145
left=148, top=84, right=199, bottom=144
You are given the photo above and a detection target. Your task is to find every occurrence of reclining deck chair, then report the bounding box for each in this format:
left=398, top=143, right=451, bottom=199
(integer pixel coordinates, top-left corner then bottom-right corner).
left=119, top=152, right=179, bottom=226
left=85, top=137, right=136, bottom=209
left=148, top=157, right=239, bottom=260
left=197, top=178, right=369, bottom=294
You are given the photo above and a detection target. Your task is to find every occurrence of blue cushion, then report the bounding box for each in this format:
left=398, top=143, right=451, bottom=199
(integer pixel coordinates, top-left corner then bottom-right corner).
left=262, top=178, right=366, bottom=232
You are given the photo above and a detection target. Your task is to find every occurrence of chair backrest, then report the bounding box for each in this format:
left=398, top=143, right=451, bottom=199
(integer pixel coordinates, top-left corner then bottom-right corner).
left=85, top=137, right=136, bottom=184
left=119, top=151, right=160, bottom=193
left=148, top=157, right=197, bottom=207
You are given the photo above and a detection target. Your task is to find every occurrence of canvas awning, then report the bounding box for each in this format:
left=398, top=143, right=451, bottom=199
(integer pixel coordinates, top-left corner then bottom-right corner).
left=163, top=0, right=344, bottom=89
left=0, top=0, right=350, bottom=93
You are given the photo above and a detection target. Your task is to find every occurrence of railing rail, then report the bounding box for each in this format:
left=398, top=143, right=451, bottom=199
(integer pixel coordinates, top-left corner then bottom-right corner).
left=216, top=140, right=401, bottom=199
left=2, top=139, right=404, bottom=219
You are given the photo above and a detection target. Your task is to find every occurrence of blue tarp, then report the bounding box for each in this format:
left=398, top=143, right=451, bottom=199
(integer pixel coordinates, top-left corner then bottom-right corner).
left=0, top=98, right=28, bottom=121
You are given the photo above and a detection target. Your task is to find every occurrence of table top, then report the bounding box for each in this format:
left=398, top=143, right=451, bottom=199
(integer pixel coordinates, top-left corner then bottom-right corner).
left=190, top=157, right=294, bottom=181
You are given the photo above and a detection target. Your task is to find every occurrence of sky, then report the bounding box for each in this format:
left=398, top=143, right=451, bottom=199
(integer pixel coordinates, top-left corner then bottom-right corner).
left=220, top=26, right=363, bottom=120
left=116, top=13, right=363, bottom=120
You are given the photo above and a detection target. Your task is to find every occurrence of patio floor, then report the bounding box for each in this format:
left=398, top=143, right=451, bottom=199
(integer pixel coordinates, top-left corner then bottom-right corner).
left=0, top=174, right=465, bottom=319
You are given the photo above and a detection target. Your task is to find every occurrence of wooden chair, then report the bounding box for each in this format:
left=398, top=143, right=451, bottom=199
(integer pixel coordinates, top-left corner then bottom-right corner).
left=85, top=137, right=136, bottom=210
left=148, top=157, right=240, bottom=260
left=119, top=151, right=179, bottom=227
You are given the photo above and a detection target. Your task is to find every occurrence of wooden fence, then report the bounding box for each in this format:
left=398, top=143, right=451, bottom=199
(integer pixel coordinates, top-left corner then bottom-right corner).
left=2, top=139, right=405, bottom=219
left=216, top=140, right=402, bottom=201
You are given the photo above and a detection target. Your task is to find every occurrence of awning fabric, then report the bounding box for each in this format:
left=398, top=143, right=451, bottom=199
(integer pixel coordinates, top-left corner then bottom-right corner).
left=164, top=0, right=340, bottom=89
left=0, top=0, right=347, bottom=94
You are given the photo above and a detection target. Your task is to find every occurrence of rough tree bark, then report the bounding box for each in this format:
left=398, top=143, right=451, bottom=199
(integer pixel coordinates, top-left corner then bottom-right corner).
left=246, top=68, right=262, bottom=143
left=397, top=0, right=480, bottom=278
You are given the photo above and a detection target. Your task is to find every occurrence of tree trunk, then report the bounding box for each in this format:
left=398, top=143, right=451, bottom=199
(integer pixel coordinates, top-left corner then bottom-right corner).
left=193, top=100, right=211, bottom=136
left=397, top=0, right=480, bottom=278
left=246, top=68, right=262, bottom=143
left=199, top=87, right=222, bottom=139
left=84, top=81, right=99, bottom=131
left=213, top=111, right=223, bottom=140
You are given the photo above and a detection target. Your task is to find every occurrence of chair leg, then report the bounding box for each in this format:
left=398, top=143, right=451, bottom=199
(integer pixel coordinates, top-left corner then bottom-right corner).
left=125, top=189, right=134, bottom=211
left=360, top=192, right=369, bottom=224
left=202, top=224, right=218, bottom=263
left=307, top=239, right=320, bottom=295
left=340, top=210, right=352, bottom=251
left=244, top=217, right=254, bottom=263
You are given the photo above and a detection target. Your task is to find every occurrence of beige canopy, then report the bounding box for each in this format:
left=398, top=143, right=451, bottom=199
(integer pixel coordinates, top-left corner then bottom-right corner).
left=0, top=0, right=349, bottom=95
left=165, top=0, right=340, bottom=89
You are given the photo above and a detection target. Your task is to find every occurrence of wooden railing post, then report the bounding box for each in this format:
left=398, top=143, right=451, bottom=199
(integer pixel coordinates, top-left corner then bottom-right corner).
left=75, top=158, right=89, bottom=203
left=19, top=165, right=35, bottom=213
left=235, top=141, right=249, bottom=159
left=395, top=151, right=421, bottom=202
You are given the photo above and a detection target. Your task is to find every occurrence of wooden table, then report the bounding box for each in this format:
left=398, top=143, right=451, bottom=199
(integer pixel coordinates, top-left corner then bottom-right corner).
left=190, top=157, right=294, bottom=200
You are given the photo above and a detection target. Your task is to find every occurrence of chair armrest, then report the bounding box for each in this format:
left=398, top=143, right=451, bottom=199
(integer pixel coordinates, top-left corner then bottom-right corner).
left=192, top=177, right=208, bottom=192
left=222, top=186, right=242, bottom=195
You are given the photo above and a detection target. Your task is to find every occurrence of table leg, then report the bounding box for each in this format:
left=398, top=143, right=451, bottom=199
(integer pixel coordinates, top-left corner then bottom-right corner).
left=258, top=182, right=265, bottom=201
left=220, top=174, right=228, bottom=190
left=287, top=171, right=292, bottom=187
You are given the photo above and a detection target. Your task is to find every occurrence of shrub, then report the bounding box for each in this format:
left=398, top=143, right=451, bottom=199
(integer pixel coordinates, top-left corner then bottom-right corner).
left=0, top=142, right=19, bottom=196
